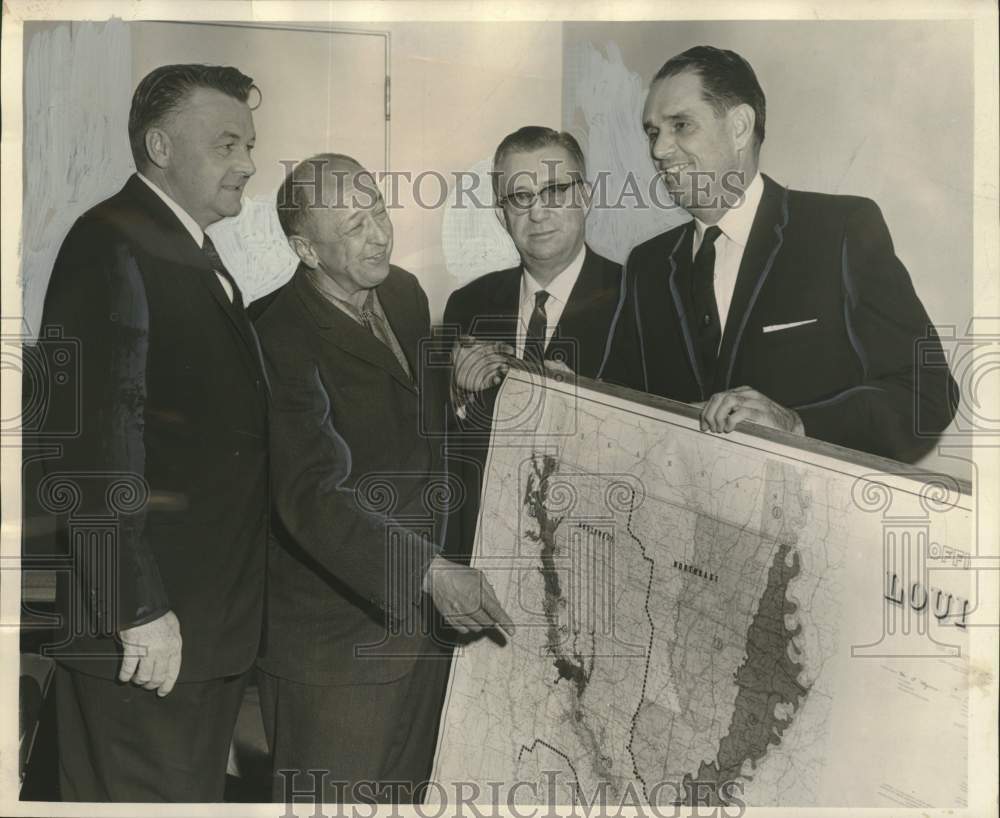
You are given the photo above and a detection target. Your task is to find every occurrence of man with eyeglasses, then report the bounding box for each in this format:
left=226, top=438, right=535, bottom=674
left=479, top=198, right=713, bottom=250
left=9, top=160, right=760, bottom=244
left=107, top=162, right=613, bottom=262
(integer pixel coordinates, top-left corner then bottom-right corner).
left=443, top=126, right=622, bottom=564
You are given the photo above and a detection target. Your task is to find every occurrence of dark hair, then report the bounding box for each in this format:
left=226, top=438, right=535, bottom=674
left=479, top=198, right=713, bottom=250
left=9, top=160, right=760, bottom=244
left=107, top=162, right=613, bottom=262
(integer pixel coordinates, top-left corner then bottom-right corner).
left=492, top=126, right=587, bottom=199
left=275, top=153, right=363, bottom=237
left=128, top=64, right=258, bottom=169
left=653, top=46, right=766, bottom=149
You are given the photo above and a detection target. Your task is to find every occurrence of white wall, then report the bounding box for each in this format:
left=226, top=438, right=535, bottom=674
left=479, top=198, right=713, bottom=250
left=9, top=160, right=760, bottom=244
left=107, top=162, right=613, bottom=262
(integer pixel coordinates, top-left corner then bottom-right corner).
left=21, top=20, right=134, bottom=338
left=334, top=22, right=563, bottom=321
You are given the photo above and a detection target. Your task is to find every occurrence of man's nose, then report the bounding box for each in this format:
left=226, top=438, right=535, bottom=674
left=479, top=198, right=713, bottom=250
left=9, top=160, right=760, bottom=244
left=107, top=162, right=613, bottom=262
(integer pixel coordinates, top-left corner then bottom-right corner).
left=651, top=130, right=675, bottom=162
left=527, top=197, right=547, bottom=222
left=368, top=217, right=390, bottom=245
left=234, top=147, right=256, bottom=177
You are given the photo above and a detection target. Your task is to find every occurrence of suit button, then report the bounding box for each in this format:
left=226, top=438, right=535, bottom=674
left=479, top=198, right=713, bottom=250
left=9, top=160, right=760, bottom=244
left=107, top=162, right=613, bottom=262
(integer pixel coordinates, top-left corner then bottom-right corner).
left=703, top=314, right=711, bottom=327
left=234, top=449, right=241, bottom=457
left=255, top=379, right=262, bottom=390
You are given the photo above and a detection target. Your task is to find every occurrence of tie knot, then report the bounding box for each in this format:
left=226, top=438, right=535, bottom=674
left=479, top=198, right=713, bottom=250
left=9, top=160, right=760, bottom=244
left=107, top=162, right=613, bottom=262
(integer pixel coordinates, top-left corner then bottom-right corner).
left=201, top=235, right=223, bottom=268
left=702, top=225, right=722, bottom=247
left=358, top=289, right=378, bottom=325
left=534, top=290, right=550, bottom=310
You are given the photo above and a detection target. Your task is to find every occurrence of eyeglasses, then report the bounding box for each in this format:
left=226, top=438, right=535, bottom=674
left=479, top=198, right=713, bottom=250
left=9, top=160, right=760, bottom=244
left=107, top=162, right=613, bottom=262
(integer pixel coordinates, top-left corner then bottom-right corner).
left=498, top=179, right=584, bottom=211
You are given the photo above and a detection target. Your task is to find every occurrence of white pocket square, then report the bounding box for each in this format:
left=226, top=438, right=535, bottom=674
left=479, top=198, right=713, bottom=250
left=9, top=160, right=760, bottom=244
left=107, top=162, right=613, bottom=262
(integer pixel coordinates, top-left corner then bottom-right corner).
left=762, top=319, right=818, bottom=334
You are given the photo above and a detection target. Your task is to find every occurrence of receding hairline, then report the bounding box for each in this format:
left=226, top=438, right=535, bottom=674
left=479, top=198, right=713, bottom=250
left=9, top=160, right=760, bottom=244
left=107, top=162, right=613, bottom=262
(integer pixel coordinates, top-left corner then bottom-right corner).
left=644, top=69, right=710, bottom=114
left=493, top=143, right=586, bottom=182
left=288, top=155, right=370, bottom=190
left=153, top=86, right=257, bottom=137
left=279, top=154, right=384, bottom=237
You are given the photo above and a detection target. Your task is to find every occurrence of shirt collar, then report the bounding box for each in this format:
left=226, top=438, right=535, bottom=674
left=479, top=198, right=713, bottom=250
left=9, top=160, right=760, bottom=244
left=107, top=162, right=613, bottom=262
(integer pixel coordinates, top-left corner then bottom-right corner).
left=520, top=242, right=587, bottom=308
left=693, top=171, right=764, bottom=249
left=137, top=172, right=205, bottom=248
left=304, top=268, right=379, bottom=325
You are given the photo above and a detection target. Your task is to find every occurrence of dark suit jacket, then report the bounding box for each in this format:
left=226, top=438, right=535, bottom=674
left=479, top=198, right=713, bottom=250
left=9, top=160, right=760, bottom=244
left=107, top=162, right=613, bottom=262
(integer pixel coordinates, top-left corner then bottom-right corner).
left=252, top=265, right=450, bottom=686
left=442, top=246, right=622, bottom=559
left=598, top=174, right=958, bottom=463
left=37, top=174, right=269, bottom=682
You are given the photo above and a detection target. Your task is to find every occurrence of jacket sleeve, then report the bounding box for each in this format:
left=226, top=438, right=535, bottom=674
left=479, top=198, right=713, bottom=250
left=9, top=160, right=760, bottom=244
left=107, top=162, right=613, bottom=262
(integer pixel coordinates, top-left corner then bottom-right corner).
left=39, top=220, right=170, bottom=633
left=262, top=327, right=438, bottom=626
left=794, top=199, right=959, bottom=462
left=441, top=288, right=491, bottom=429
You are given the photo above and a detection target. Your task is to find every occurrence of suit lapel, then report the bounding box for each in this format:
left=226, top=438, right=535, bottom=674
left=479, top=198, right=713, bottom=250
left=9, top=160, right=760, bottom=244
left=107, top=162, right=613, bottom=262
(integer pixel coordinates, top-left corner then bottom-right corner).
left=715, top=175, right=790, bottom=392
left=122, top=175, right=265, bottom=382
left=293, top=269, right=417, bottom=394
left=555, top=247, right=615, bottom=375
left=486, top=267, right=522, bottom=344
left=664, top=224, right=705, bottom=397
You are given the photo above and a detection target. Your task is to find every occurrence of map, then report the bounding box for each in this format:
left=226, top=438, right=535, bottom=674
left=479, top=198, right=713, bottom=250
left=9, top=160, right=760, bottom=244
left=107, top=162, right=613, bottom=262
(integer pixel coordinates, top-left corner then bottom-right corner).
left=431, top=370, right=972, bottom=809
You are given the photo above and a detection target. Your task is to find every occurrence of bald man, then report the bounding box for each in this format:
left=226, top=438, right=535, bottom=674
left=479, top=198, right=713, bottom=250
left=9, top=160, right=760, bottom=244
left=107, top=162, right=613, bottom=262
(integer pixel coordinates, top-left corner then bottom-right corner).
left=252, top=154, right=513, bottom=804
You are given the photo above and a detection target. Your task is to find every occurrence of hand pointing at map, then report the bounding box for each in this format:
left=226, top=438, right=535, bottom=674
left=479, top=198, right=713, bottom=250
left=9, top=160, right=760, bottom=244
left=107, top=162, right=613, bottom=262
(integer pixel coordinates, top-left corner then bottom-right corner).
left=424, top=554, right=516, bottom=637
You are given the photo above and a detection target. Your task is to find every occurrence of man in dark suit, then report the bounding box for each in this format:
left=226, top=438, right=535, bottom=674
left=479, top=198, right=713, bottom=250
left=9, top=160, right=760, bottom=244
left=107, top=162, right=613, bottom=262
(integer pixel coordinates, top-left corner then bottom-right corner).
left=599, top=47, right=957, bottom=462
left=38, top=64, right=268, bottom=800
left=253, top=153, right=514, bottom=804
left=444, top=126, right=622, bottom=561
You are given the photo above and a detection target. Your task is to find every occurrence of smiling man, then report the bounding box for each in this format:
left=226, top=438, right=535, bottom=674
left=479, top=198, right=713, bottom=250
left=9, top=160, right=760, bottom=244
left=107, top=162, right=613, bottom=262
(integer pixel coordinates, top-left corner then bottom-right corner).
left=443, top=126, right=622, bottom=564
left=253, top=153, right=514, bottom=804
left=39, top=64, right=268, bottom=801
left=599, top=46, right=958, bottom=462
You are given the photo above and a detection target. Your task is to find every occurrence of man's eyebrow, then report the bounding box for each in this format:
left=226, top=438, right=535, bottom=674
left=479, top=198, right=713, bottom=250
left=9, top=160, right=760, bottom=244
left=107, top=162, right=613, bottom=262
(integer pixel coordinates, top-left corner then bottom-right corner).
left=643, top=110, right=694, bottom=128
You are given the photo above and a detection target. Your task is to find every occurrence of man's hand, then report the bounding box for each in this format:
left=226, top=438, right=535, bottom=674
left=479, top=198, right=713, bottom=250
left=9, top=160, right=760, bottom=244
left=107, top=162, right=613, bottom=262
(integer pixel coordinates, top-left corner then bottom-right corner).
left=695, top=386, right=805, bottom=436
left=424, top=555, right=515, bottom=637
left=543, top=359, right=575, bottom=379
left=453, top=336, right=513, bottom=392
left=118, top=610, right=182, bottom=697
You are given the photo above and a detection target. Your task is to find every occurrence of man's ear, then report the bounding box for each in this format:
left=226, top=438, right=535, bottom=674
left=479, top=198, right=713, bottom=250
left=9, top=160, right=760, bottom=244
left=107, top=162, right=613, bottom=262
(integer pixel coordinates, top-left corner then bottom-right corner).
left=729, top=104, right=755, bottom=154
left=144, top=128, right=171, bottom=170
left=288, top=235, right=318, bottom=268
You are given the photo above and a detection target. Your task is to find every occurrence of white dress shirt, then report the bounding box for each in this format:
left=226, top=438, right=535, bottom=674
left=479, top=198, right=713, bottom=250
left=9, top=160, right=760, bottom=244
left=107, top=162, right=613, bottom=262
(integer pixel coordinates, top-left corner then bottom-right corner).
left=515, top=242, right=587, bottom=359
left=691, top=171, right=764, bottom=340
left=137, top=173, right=234, bottom=302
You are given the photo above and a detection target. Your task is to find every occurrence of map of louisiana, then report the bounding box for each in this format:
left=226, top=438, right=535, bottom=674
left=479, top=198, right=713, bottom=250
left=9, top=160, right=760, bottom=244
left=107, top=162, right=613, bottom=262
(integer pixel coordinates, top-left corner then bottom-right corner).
left=431, top=370, right=972, bottom=809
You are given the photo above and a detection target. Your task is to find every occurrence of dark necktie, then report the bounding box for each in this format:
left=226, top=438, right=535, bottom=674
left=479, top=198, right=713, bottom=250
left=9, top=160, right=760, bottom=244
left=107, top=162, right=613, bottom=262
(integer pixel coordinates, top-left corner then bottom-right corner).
left=523, top=290, right=550, bottom=365
left=201, top=234, right=244, bottom=309
left=691, top=225, right=722, bottom=387
left=201, top=235, right=271, bottom=393
left=357, top=289, right=413, bottom=381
